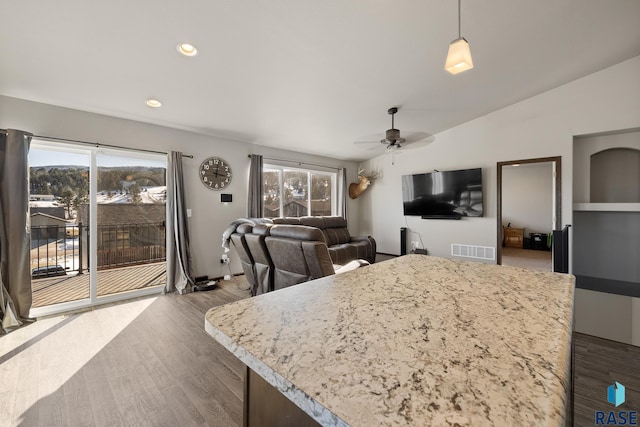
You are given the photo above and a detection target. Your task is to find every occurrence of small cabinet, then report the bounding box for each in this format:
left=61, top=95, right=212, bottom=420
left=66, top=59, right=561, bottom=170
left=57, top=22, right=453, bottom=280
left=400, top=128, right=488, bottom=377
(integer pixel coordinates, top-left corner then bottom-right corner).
left=504, top=227, right=524, bottom=248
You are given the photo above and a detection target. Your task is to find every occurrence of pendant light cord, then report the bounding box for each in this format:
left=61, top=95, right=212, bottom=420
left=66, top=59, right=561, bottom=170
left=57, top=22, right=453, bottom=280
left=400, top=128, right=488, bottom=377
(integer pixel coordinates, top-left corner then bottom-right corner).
left=458, top=0, right=461, bottom=39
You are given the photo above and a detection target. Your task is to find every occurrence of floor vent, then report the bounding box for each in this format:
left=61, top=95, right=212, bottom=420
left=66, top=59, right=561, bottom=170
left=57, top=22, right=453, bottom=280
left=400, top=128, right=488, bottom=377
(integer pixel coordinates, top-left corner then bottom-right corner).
left=451, top=244, right=495, bottom=261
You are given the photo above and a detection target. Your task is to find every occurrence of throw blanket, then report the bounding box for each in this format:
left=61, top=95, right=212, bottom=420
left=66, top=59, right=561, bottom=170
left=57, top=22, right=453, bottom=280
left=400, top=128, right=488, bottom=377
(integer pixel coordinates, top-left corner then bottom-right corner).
left=221, top=218, right=273, bottom=252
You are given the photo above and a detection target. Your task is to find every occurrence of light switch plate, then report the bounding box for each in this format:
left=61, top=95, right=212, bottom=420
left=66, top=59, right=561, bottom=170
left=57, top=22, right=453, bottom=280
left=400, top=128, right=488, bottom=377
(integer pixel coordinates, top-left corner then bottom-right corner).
left=186, top=209, right=192, bottom=218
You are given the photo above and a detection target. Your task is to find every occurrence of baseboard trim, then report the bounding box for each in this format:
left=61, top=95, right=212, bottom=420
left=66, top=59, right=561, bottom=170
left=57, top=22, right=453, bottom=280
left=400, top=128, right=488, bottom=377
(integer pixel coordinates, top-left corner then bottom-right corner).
left=210, top=272, right=244, bottom=282
left=376, top=252, right=399, bottom=257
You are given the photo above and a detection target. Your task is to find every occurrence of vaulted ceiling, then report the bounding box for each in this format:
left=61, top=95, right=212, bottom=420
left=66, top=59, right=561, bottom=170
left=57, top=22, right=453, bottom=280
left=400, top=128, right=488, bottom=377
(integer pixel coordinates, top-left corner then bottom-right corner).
left=2, top=0, right=639, bottom=161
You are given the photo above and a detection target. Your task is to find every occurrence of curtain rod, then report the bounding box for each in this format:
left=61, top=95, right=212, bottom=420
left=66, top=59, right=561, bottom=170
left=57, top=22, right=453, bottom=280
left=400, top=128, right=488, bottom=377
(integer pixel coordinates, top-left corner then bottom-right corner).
left=248, top=154, right=340, bottom=171
left=1, top=129, right=193, bottom=158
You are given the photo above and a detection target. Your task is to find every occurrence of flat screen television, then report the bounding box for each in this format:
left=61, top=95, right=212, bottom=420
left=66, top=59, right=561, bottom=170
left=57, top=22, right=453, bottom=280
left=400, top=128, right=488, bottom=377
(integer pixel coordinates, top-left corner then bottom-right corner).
left=402, top=168, right=483, bottom=218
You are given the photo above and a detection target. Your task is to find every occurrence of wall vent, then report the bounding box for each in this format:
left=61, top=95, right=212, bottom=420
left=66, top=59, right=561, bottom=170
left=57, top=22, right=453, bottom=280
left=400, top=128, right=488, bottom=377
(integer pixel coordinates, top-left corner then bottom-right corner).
left=451, top=244, right=495, bottom=261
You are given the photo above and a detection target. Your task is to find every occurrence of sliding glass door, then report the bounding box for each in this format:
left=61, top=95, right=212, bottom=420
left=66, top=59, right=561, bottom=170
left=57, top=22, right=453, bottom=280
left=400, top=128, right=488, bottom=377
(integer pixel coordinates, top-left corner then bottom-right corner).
left=29, top=142, right=167, bottom=315
left=95, top=150, right=167, bottom=299
left=29, top=145, right=91, bottom=308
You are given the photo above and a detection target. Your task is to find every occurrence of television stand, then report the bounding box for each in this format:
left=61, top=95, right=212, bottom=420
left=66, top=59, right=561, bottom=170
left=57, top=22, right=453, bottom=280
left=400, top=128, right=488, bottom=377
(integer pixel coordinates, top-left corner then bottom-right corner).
left=421, top=215, right=462, bottom=220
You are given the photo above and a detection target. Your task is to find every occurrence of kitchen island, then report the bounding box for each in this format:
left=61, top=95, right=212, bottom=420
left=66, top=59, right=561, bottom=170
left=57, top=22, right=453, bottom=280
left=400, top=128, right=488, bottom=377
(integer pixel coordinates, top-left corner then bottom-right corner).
left=205, top=255, right=575, bottom=426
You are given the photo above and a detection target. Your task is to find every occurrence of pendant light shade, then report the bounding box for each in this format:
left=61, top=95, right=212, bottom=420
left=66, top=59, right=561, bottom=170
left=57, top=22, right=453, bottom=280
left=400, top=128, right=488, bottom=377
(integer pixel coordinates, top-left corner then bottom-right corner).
left=445, top=37, right=473, bottom=74
left=445, top=0, right=473, bottom=75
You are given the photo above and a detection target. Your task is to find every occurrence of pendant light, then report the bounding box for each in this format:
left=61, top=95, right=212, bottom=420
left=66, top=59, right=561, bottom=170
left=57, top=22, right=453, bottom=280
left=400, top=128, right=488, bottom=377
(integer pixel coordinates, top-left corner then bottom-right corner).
left=445, top=0, right=473, bottom=75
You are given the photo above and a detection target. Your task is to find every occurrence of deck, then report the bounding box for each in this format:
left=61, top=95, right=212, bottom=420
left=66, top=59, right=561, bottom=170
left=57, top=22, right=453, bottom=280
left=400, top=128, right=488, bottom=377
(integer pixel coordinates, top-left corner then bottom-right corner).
left=31, top=262, right=166, bottom=308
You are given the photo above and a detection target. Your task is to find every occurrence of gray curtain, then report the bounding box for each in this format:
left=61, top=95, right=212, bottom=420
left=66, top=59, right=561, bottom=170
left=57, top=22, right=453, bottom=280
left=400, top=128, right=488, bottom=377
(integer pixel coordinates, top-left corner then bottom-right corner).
left=165, top=151, right=194, bottom=294
left=338, top=167, right=348, bottom=219
left=0, top=129, right=33, bottom=333
left=248, top=154, right=263, bottom=218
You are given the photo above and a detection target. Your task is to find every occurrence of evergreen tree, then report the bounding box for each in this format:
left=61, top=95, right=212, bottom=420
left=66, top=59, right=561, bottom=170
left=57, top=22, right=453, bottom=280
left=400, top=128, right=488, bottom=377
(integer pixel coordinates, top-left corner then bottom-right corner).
left=59, top=187, right=75, bottom=218
left=130, top=183, right=142, bottom=204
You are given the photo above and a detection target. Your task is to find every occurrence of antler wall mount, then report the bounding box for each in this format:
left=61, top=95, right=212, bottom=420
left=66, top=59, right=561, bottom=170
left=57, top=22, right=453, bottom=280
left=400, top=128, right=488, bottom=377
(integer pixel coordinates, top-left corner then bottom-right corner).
left=349, top=168, right=379, bottom=199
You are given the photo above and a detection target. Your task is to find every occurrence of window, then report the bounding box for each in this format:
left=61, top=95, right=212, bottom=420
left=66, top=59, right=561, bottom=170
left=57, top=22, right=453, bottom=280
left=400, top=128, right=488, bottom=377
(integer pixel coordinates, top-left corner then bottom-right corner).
left=99, top=229, right=131, bottom=249
left=263, top=165, right=336, bottom=218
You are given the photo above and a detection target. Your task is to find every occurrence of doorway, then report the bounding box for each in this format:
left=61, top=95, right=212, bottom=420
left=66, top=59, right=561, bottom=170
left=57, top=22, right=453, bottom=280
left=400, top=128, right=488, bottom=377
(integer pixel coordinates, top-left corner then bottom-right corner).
left=28, top=141, right=167, bottom=315
left=497, top=156, right=561, bottom=269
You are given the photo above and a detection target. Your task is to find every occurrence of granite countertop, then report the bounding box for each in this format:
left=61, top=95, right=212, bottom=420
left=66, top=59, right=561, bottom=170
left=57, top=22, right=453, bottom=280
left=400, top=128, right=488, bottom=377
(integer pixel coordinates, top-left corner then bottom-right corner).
left=205, top=254, right=575, bottom=427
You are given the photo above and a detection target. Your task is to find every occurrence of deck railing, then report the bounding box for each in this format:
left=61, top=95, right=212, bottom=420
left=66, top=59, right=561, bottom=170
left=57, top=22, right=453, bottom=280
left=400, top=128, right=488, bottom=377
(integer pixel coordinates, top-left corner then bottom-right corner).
left=30, top=222, right=166, bottom=276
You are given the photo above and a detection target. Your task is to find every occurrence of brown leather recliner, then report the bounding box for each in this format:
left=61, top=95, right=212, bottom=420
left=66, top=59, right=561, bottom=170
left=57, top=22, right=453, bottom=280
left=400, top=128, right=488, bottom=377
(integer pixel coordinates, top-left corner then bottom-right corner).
left=265, top=225, right=339, bottom=290
left=244, top=224, right=274, bottom=295
left=231, top=221, right=369, bottom=295
left=230, top=223, right=258, bottom=295
left=272, top=216, right=376, bottom=264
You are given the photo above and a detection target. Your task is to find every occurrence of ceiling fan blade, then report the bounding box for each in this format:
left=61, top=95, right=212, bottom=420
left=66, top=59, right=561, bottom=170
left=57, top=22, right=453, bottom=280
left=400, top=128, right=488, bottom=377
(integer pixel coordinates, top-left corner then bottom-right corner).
left=391, top=133, right=436, bottom=151
left=401, top=132, right=435, bottom=144
left=353, top=132, right=385, bottom=144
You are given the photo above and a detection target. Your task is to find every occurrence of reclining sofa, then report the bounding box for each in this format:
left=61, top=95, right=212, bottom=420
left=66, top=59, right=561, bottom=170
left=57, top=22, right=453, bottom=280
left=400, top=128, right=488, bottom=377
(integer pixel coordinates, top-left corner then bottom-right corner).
left=272, top=216, right=376, bottom=265
left=229, top=222, right=369, bottom=296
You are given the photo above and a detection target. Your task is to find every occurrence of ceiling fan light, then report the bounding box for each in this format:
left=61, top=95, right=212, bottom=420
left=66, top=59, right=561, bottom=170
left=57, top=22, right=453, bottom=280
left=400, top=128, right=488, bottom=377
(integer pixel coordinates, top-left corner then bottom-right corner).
left=445, top=37, right=473, bottom=75
left=381, top=128, right=404, bottom=144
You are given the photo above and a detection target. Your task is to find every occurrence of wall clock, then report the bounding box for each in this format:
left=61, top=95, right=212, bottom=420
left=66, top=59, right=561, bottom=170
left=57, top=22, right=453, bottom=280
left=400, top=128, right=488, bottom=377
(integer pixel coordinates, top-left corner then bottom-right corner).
left=199, top=157, right=232, bottom=190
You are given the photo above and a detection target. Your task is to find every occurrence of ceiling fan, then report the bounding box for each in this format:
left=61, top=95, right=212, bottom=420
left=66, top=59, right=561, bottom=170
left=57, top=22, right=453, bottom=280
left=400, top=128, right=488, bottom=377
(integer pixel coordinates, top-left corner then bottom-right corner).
left=354, top=106, right=434, bottom=163
left=380, top=106, right=407, bottom=149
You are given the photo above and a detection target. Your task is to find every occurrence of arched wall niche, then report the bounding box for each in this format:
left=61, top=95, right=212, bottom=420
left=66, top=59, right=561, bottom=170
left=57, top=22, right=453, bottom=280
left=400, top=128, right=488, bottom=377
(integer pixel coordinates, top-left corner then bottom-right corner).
left=590, top=148, right=640, bottom=203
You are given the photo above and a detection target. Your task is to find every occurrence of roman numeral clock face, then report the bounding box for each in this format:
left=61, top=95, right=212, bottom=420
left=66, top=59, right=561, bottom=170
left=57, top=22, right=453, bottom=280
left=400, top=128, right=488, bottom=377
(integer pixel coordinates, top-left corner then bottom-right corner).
left=199, top=157, right=232, bottom=190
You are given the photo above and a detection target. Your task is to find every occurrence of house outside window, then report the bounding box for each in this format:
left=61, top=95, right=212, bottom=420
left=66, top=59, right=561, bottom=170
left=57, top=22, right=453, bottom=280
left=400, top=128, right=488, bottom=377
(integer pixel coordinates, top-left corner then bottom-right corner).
left=263, top=165, right=336, bottom=218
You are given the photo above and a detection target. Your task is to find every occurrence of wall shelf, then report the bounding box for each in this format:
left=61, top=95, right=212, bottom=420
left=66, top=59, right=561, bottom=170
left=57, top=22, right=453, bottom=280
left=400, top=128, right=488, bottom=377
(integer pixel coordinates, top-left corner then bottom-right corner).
left=573, top=203, right=640, bottom=212
left=576, top=275, right=640, bottom=298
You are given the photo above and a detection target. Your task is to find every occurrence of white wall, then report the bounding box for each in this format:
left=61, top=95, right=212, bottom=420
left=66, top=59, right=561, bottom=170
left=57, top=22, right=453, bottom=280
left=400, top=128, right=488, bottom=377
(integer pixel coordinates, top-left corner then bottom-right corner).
left=359, top=56, right=640, bottom=345
left=502, top=163, right=553, bottom=236
left=0, top=95, right=361, bottom=280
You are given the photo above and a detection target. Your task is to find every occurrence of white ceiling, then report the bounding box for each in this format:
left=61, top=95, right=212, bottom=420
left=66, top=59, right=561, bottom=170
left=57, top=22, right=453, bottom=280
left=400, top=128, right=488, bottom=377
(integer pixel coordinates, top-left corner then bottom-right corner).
left=1, top=1, right=639, bottom=162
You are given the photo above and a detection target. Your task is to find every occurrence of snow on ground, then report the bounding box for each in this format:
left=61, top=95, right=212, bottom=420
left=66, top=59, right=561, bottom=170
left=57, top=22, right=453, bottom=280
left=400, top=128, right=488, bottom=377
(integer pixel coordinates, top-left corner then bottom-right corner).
left=29, top=201, right=61, bottom=208
left=61, top=238, right=79, bottom=250
left=96, top=186, right=166, bottom=204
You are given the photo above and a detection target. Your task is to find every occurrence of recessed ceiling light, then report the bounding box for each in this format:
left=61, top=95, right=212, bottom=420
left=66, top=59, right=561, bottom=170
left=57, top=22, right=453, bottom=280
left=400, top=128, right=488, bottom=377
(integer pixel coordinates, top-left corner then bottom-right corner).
left=145, top=98, right=162, bottom=108
left=177, top=43, right=198, bottom=57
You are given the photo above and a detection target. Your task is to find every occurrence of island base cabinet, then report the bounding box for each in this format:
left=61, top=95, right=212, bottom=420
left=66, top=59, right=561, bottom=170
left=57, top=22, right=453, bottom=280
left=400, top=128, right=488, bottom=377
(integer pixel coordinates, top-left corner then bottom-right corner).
left=244, top=367, right=321, bottom=427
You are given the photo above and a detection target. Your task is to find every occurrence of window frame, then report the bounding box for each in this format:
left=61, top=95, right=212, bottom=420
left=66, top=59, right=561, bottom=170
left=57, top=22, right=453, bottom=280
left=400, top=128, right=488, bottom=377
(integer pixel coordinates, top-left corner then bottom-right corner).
left=263, top=163, right=337, bottom=218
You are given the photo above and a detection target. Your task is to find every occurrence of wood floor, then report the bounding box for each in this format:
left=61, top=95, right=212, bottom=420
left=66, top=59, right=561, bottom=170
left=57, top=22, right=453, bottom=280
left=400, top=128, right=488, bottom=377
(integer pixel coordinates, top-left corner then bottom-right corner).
left=501, top=247, right=552, bottom=272
left=573, top=333, right=640, bottom=427
left=1, top=278, right=250, bottom=427
left=2, top=273, right=639, bottom=426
